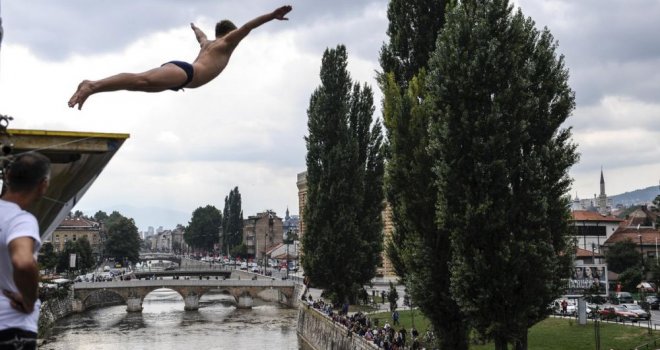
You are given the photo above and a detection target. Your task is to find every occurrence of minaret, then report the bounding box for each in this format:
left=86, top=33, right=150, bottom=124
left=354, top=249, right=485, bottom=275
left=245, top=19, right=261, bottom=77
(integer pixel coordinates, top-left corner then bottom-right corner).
left=599, top=168, right=605, bottom=197
left=597, top=167, right=608, bottom=214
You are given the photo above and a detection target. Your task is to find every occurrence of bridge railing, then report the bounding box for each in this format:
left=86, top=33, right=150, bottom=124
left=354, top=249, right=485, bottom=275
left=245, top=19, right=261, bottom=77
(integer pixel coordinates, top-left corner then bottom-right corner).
left=73, top=278, right=296, bottom=289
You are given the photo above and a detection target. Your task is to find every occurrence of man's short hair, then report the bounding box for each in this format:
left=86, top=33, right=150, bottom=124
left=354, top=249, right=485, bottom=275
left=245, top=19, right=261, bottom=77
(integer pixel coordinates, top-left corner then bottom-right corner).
left=5, top=152, right=51, bottom=193
left=215, top=20, right=237, bottom=37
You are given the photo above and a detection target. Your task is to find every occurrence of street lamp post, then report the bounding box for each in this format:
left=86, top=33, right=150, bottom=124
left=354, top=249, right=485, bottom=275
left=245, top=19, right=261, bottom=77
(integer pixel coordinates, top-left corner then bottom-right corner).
left=639, top=234, right=644, bottom=279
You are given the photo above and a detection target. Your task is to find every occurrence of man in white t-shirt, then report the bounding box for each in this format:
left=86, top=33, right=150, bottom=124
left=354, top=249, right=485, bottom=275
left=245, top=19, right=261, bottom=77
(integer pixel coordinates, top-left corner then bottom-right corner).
left=0, top=152, right=50, bottom=349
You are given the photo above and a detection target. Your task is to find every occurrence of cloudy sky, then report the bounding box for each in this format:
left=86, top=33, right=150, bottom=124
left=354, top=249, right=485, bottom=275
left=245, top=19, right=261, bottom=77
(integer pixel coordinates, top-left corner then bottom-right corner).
left=1, top=1, right=658, bottom=231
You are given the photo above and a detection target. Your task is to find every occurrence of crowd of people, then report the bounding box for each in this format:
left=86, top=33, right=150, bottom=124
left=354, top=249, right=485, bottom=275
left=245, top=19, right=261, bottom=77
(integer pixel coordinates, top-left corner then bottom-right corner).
left=306, top=296, right=431, bottom=350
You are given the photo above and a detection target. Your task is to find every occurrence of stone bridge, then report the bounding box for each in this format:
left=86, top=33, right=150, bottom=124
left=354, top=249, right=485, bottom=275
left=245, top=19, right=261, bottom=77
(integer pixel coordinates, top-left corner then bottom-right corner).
left=132, top=268, right=232, bottom=279
left=73, top=279, right=297, bottom=313
left=138, top=253, right=181, bottom=265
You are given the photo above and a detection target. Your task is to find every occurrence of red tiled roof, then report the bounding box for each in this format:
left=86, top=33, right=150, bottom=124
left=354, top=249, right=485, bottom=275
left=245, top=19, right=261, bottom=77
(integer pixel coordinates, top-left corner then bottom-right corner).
left=604, top=227, right=660, bottom=245
left=571, top=210, right=624, bottom=222
left=266, top=243, right=284, bottom=255
left=57, top=217, right=99, bottom=228
left=575, top=247, right=603, bottom=258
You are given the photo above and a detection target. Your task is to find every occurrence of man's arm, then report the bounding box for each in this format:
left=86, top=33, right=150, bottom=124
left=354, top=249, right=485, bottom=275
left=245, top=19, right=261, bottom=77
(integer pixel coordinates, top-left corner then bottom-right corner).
left=7, top=237, right=39, bottom=313
left=191, top=23, right=209, bottom=46
left=223, top=5, right=292, bottom=48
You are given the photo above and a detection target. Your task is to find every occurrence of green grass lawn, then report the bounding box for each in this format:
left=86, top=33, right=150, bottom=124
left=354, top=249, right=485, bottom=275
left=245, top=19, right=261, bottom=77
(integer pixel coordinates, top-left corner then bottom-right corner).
left=368, top=309, right=660, bottom=350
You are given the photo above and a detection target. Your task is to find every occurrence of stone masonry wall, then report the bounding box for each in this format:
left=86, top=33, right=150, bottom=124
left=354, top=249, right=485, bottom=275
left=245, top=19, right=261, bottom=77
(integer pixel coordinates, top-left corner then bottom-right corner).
left=38, top=289, right=124, bottom=338
left=297, top=305, right=378, bottom=350
left=38, top=290, right=74, bottom=338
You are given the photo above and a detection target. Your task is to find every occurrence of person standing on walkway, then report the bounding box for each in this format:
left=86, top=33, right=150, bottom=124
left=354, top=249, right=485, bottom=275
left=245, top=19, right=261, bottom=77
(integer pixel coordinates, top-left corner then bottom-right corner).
left=0, top=152, right=51, bottom=350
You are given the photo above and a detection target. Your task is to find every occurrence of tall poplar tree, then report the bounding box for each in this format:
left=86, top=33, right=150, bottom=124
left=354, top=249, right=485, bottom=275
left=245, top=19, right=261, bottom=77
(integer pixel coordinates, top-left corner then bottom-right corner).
left=379, top=0, right=449, bottom=88
left=427, top=1, right=578, bottom=349
left=222, top=186, right=244, bottom=253
left=302, top=45, right=385, bottom=303
left=379, top=0, right=468, bottom=348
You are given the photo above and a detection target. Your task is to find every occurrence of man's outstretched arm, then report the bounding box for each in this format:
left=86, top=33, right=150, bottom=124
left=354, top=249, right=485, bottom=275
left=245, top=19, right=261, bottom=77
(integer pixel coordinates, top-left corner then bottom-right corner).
left=191, top=23, right=209, bottom=46
left=223, top=5, right=292, bottom=48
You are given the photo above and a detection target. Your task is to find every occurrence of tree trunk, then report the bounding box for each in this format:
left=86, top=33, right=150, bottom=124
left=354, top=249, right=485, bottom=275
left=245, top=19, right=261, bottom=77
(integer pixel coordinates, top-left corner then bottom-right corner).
left=514, top=330, right=528, bottom=350
left=494, top=337, right=508, bottom=350
left=438, top=322, right=470, bottom=350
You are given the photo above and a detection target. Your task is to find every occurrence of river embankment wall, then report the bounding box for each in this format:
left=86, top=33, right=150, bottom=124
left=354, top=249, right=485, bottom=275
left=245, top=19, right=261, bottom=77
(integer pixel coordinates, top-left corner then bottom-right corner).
left=297, top=304, right=378, bottom=350
left=38, top=289, right=124, bottom=337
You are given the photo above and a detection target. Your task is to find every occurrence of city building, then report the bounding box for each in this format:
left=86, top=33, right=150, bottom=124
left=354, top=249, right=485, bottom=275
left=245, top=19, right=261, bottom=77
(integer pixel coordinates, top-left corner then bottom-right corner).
left=377, top=203, right=396, bottom=277
left=50, top=217, right=104, bottom=261
left=571, top=210, right=623, bottom=254
left=296, top=172, right=307, bottom=237
left=604, top=206, right=660, bottom=262
left=243, top=210, right=284, bottom=261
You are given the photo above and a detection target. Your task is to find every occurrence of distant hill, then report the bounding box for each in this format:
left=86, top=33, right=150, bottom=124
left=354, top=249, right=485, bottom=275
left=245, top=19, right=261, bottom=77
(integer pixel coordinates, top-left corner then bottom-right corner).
left=610, top=186, right=660, bottom=207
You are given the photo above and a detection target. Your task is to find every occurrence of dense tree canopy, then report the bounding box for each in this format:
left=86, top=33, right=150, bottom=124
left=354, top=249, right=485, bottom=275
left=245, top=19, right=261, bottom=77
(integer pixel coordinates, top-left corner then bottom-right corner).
left=605, top=239, right=642, bottom=274
left=379, top=0, right=449, bottom=88
left=38, top=242, right=59, bottom=272
left=427, top=1, right=578, bottom=349
left=104, top=214, right=141, bottom=263
left=379, top=0, right=467, bottom=348
left=302, top=45, right=385, bottom=304
left=58, top=237, right=95, bottom=272
left=93, top=210, right=109, bottom=223
left=221, top=187, right=244, bottom=254
left=185, top=205, right=222, bottom=251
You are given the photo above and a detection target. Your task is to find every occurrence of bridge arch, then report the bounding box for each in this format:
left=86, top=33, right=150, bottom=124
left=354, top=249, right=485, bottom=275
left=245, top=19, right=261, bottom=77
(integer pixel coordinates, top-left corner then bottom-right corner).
left=73, top=279, right=297, bottom=313
left=80, top=289, right=126, bottom=309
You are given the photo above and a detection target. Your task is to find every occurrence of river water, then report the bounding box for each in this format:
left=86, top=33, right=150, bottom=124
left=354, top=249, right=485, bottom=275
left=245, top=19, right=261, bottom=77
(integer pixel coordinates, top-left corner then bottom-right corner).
left=40, top=289, right=302, bottom=350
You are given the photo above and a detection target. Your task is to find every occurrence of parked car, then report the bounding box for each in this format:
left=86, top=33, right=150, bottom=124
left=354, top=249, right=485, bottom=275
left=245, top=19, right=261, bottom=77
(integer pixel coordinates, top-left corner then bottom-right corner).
left=250, top=266, right=259, bottom=273
left=609, top=292, right=634, bottom=305
left=646, top=296, right=660, bottom=310
left=240, top=262, right=248, bottom=270
left=621, top=303, right=650, bottom=320
left=599, top=305, right=640, bottom=322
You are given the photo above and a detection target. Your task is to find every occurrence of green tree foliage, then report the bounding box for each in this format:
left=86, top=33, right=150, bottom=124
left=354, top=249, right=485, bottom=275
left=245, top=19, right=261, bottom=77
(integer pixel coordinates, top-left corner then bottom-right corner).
left=379, top=0, right=450, bottom=88
left=38, top=242, right=59, bottom=271
left=230, top=243, right=248, bottom=259
left=378, top=0, right=468, bottom=348
left=56, top=237, right=95, bottom=272
left=388, top=281, right=399, bottom=312
left=382, top=70, right=469, bottom=349
left=302, top=45, right=385, bottom=304
left=105, top=211, right=124, bottom=229
left=427, top=1, right=578, bottom=349
left=221, top=187, right=244, bottom=253
left=93, top=210, right=109, bottom=223
left=104, top=215, right=141, bottom=263
left=605, top=239, right=642, bottom=274
left=618, top=268, right=643, bottom=292
left=185, top=205, right=222, bottom=252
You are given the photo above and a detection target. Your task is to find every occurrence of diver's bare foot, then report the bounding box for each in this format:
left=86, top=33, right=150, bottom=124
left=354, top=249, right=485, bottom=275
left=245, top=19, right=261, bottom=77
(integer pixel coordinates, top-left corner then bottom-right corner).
left=68, top=80, right=94, bottom=110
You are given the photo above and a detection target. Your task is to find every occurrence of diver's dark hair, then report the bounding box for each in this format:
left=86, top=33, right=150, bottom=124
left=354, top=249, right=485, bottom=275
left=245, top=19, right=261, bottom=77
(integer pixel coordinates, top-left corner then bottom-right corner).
left=215, top=20, right=237, bottom=37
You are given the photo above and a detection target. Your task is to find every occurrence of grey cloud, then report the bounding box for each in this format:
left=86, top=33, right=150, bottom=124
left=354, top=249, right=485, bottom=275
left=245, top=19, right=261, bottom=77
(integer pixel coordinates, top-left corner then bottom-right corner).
left=3, top=0, right=385, bottom=61
left=518, top=0, right=660, bottom=106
